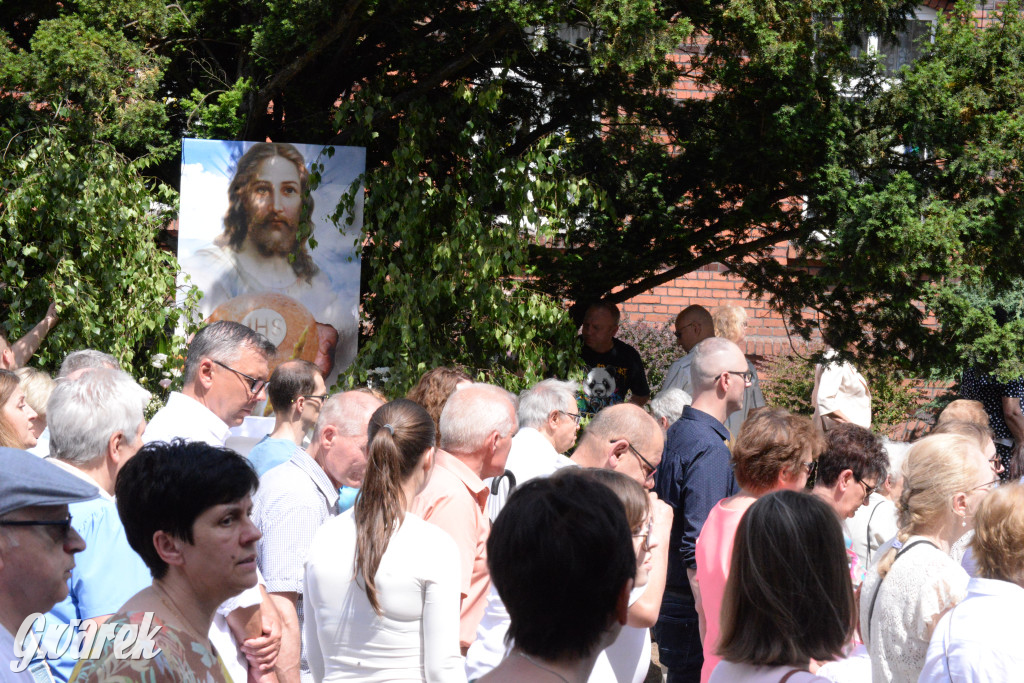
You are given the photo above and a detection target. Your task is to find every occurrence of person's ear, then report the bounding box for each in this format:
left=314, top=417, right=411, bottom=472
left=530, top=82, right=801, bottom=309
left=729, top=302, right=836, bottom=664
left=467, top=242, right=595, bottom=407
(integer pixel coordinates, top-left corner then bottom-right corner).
left=320, top=424, right=338, bottom=451
left=197, top=359, right=216, bottom=390
left=614, top=578, right=633, bottom=625
left=547, top=410, right=561, bottom=431
left=838, top=469, right=854, bottom=492
left=607, top=440, right=630, bottom=469
left=153, top=530, right=186, bottom=568
left=951, top=491, right=969, bottom=520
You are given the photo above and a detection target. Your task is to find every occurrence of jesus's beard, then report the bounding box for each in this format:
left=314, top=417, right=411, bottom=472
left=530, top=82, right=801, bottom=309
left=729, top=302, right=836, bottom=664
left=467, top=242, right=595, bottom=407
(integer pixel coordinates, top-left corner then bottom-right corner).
left=247, top=218, right=302, bottom=258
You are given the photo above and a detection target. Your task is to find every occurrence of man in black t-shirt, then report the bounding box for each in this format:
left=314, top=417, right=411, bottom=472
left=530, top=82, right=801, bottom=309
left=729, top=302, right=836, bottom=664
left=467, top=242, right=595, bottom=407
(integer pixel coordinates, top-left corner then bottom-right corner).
left=579, top=301, right=650, bottom=414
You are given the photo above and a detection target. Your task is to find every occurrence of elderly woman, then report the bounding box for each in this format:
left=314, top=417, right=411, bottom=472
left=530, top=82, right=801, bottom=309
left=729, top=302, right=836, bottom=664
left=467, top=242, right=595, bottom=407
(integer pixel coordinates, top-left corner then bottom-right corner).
left=696, top=407, right=824, bottom=683
left=71, top=439, right=261, bottom=682
left=710, top=490, right=856, bottom=683
left=712, top=305, right=765, bottom=437
left=0, top=369, right=37, bottom=449
left=14, top=367, right=54, bottom=441
left=919, top=484, right=1024, bottom=680
left=847, top=439, right=910, bottom=571
left=859, top=433, right=998, bottom=683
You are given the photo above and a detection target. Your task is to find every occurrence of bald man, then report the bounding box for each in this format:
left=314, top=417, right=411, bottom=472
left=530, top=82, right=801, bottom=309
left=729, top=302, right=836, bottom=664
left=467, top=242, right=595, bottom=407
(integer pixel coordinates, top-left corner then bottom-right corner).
left=653, top=337, right=747, bottom=683
left=570, top=403, right=664, bottom=490
left=661, top=306, right=714, bottom=396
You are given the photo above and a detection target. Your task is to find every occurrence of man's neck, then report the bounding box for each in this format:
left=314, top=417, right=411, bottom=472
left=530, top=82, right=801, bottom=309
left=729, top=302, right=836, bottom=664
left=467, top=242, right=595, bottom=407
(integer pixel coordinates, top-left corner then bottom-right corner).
left=446, top=449, right=487, bottom=479
left=689, top=396, right=728, bottom=424
left=74, top=462, right=115, bottom=497
left=586, top=340, right=615, bottom=354
left=268, top=415, right=306, bottom=446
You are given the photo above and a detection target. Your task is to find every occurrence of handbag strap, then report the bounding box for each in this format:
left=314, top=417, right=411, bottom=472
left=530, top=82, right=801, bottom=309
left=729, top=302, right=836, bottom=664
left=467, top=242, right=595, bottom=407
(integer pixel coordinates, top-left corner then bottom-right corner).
left=865, top=538, right=937, bottom=644
left=779, top=670, right=804, bottom=683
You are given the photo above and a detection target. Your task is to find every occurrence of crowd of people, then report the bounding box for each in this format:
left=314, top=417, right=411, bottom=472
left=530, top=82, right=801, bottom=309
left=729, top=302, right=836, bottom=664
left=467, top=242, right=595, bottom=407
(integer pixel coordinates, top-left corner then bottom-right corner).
left=1, top=299, right=1023, bottom=683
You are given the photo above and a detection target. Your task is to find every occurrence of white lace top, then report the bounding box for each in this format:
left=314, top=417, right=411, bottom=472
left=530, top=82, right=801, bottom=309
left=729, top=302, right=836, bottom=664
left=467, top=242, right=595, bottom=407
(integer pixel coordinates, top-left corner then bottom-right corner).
left=859, top=536, right=969, bottom=683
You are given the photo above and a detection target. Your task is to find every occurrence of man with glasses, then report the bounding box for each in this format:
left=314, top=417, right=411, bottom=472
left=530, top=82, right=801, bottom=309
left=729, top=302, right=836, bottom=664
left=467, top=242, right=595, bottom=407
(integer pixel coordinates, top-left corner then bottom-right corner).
left=0, top=447, right=96, bottom=682
left=142, top=320, right=285, bottom=683
left=485, top=379, right=581, bottom=521
left=569, top=403, right=665, bottom=490
left=661, top=305, right=714, bottom=397
left=810, top=423, right=888, bottom=522
left=654, top=337, right=746, bottom=683
left=253, top=389, right=382, bottom=682
left=247, top=360, right=327, bottom=476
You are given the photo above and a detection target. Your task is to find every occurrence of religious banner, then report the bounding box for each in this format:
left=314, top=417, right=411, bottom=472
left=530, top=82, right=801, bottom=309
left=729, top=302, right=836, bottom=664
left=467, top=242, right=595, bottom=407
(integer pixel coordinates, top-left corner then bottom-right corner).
left=177, top=139, right=365, bottom=386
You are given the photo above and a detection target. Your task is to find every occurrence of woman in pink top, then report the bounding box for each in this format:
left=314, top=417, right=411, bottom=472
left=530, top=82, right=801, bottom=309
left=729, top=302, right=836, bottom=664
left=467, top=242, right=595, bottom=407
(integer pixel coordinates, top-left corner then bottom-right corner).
left=696, top=408, right=824, bottom=683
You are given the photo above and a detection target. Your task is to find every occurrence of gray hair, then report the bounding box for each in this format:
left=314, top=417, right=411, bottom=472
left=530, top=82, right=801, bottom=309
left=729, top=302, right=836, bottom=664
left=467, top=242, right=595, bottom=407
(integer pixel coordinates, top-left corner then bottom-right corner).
left=183, top=321, right=277, bottom=385
left=48, top=368, right=151, bottom=466
left=690, top=337, right=741, bottom=393
left=517, top=379, right=579, bottom=430
left=648, top=388, right=692, bottom=425
left=312, top=391, right=385, bottom=441
left=58, top=349, right=120, bottom=379
left=883, top=439, right=911, bottom=486
left=440, top=383, right=518, bottom=454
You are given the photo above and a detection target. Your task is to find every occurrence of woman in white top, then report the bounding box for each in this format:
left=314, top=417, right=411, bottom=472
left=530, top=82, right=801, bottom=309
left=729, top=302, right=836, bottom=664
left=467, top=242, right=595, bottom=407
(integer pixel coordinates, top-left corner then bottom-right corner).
left=920, top=483, right=1024, bottom=681
left=304, top=399, right=466, bottom=682
left=710, top=490, right=856, bottom=683
left=859, top=433, right=998, bottom=683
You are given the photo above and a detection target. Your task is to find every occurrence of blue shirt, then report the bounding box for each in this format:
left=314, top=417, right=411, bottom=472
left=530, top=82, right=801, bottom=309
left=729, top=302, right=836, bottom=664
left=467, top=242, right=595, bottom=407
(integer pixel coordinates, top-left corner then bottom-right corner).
left=654, top=405, right=737, bottom=594
left=247, top=436, right=305, bottom=477
left=43, top=495, right=151, bottom=681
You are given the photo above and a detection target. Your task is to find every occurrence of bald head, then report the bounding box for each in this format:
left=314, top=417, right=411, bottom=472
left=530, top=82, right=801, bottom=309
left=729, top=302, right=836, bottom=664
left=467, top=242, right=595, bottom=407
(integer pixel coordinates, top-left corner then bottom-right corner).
left=313, top=390, right=385, bottom=440
left=675, top=305, right=714, bottom=353
left=572, top=403, right=664, bottom=488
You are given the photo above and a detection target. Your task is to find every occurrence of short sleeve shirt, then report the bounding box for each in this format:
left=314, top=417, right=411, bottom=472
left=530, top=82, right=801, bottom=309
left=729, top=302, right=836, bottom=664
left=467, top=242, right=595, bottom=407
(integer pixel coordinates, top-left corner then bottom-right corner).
left=960, top=366, right=1024, bottom=441
left=580, top=338, right=650, bottom=414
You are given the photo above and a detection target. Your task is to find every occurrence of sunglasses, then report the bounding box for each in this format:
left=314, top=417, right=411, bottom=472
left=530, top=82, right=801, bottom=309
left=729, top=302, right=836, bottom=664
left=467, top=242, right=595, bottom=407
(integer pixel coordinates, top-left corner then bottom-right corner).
left=0, top=516, right=74, bottom=544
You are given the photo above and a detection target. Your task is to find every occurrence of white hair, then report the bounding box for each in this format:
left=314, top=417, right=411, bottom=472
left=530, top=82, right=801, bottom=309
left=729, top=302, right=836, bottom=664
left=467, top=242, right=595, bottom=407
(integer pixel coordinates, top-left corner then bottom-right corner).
left=690, top=337, right=742, bottom=393
left=649, top=388, right=692, bottom=425
left=312, top=391, right=384, bottom=441
left=58, top=349, right=119, bottom=378
left=517, top=379, right=579, bottom=430
left=48, top=368, right=150, bottom=466
left=440, top=383, right=517, bottom=454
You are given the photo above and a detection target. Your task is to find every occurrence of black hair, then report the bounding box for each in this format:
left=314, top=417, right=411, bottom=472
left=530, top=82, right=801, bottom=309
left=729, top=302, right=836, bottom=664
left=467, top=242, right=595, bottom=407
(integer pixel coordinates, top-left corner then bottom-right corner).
left=115, top=439, right=259, bottom=579
left=267, top=360, right=320, bottom=412
left=488, top=468, right=635, bottom=661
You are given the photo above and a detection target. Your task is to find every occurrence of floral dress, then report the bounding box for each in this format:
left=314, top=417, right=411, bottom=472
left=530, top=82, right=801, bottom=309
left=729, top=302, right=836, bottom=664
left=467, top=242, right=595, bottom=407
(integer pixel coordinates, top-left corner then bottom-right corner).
left=70, top=611, right=233, bottom=683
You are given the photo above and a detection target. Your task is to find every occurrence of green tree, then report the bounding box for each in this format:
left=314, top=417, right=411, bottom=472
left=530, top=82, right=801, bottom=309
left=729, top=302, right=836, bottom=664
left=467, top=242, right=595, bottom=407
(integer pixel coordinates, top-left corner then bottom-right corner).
left=0, top=1, right=196, bottom=386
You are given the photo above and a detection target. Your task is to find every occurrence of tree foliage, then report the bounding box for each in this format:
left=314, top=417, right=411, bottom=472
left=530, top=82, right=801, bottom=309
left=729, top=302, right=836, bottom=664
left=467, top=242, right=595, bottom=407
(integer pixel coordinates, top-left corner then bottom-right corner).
left=4, top=0, right=1024, bottom=388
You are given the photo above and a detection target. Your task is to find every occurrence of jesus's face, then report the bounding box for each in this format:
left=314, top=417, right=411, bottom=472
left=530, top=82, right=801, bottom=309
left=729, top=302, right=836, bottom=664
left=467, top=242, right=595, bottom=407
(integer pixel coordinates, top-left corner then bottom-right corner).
left=244, top=155, right=304, bottom=257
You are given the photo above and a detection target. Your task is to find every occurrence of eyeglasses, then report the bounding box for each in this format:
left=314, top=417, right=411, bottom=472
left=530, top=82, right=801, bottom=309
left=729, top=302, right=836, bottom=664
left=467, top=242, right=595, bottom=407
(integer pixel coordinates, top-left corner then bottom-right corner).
left=715, top=370, right=753, bottom=383
left=673, top=322, right=698, bottom=339
left=559, top=410, right=582, bottom=425
left=212, top=359, right=269, bottom=395
left=301, top=393, right=330, bottom=403
left=626, top=442, right=657, bottom=481
left=802, top=461, right=817, bottom=478
left=968, top=478, right=1000, bottom=493
left=854, top=474, right=878, bottom=503
left=0, top=516, right=74, bottom=543
left=633, top=518, right=653, bottom=552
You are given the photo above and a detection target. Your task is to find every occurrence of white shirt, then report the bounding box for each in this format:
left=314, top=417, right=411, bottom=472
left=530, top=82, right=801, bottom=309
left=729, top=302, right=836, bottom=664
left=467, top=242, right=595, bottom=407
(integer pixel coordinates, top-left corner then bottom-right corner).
left=142, top=391, right=231, bottom=447
left=813, top=351, right=871, bottom=429
left=304, top=510, right=466, bottom=682
left=919, top=577, right=1024, bottom=682
left=847, top=493, right=898, bottom=572
left=140, top=390, right=257, bottom=683
left=464, top=582, right=650, bottom=683
left=1, top=622, right=36, bottom=683
left=484, top=427, right=574, bottom=521
left=860, top=537, right=968, bottom=683
left=709, top=662, right=830, bottom=683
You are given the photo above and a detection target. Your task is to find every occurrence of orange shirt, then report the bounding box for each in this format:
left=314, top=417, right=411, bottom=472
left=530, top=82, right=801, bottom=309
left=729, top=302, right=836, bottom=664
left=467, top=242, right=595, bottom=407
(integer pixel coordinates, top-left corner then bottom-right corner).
left=410, top=450, right=491, bottom=649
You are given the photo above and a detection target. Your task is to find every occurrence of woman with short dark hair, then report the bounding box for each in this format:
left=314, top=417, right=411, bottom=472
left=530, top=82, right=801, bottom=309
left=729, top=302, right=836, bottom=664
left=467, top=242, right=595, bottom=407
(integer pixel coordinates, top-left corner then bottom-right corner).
left=72, top=439, right=261, bottom=682
left=711, top=490, right=855, bottom=683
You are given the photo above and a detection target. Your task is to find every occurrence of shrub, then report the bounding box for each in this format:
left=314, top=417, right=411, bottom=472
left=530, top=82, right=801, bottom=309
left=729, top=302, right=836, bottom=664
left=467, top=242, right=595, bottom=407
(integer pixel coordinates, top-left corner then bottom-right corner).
left=616, top=318, right=679, bottom=395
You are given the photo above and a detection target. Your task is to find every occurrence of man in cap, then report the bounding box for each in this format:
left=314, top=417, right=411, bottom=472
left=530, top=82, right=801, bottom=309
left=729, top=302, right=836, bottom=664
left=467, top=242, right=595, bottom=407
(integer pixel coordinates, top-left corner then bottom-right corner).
left=0, top=448, right=96, bottom=681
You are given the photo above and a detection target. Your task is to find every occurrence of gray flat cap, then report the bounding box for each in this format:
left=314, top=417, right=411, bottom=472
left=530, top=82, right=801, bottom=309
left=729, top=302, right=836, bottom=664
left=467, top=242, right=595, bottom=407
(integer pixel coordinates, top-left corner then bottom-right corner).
left=0, top=448, right=99, bottom=516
